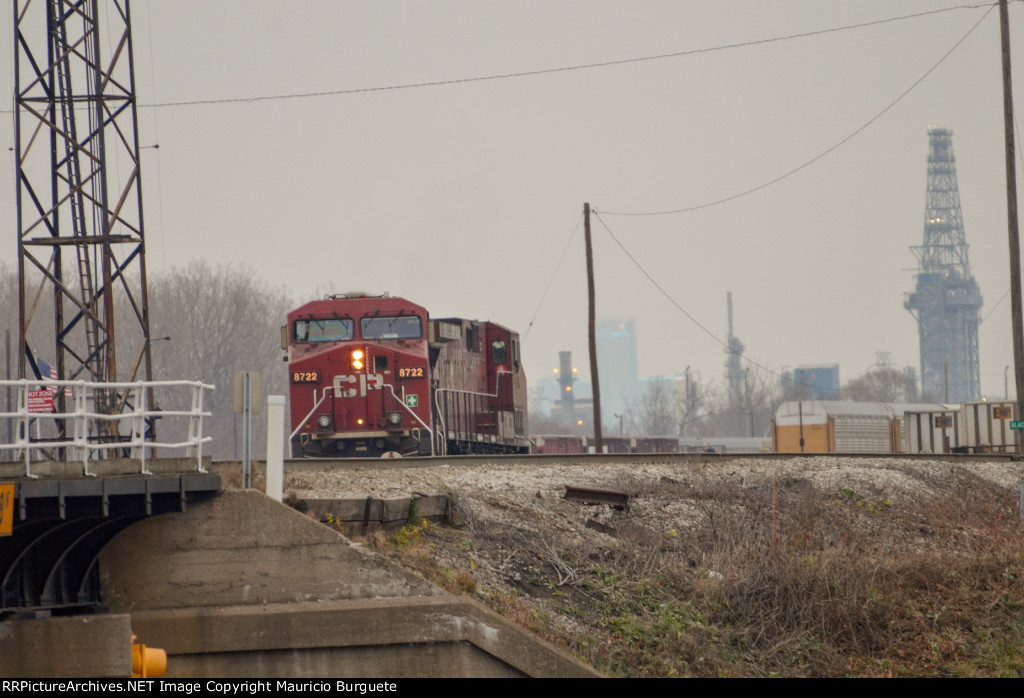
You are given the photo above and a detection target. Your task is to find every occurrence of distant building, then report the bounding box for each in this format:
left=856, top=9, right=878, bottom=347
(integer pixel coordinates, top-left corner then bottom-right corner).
left=537, top=351, right=593, bottom=431
left=793, top=364, right=840, bottom=400
left=596, top=318, right=639, bottom=419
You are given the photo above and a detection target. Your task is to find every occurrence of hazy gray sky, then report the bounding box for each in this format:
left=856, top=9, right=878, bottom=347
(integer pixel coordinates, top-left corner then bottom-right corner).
left=3, top=1, right=1022, bottom=398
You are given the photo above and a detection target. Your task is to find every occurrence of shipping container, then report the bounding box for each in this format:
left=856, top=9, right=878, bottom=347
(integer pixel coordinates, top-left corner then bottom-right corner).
left=903, top=409, right=962, bottom=453
left=774, top=401, right=954, bottom=454
left=961, top=401, right=1019, bottom=453
left=531, top=435, right=588, bottom=454
left=772, top=401, right=893, bottom=453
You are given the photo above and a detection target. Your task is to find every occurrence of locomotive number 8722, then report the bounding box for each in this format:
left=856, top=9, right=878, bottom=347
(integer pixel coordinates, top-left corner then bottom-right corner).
left=283, top=293, right=530, bottom=458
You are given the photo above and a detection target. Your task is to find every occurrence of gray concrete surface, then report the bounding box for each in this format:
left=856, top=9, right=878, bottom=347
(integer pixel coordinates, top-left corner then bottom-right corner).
left=100, top=489, right=443, bottom=611
left=0, top=613, right=132, bottom=678
left=100, top=489, right=599, bottom=677
left=130, top=597, right=594, bottom=678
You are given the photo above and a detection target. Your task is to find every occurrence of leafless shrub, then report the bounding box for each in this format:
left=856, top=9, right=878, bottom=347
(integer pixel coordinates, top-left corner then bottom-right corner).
left=368, top=464, right=1024, bottom=676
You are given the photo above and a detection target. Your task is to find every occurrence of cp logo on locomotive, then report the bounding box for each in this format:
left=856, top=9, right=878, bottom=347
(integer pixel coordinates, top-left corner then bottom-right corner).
left=333, top=373, right=383, bottom=398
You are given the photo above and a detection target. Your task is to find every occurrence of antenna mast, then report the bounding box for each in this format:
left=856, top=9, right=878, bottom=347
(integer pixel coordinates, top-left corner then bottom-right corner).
left=14, top=0, right=154, bottom=443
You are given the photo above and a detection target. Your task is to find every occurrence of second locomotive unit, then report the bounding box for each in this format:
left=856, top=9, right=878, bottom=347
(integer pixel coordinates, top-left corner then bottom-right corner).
left=285, top=293, right=529, bottom=457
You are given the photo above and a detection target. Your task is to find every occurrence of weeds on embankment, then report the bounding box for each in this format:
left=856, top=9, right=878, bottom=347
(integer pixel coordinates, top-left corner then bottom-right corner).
left=355, top=465, right=1024, bottom=677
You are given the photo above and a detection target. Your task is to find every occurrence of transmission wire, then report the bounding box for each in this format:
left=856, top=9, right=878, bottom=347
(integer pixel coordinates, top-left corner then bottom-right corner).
left=523, top=213, right=583, bottom=339
left=600, top=4, right=995, bottom=216
left=125, top=3, right=993, bottom=110
left=593, top=211, right=843, bottom=396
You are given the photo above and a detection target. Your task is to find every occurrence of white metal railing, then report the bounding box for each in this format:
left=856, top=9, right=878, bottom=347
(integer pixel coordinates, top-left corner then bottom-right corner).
left=0, top=379, right=214, bottom=478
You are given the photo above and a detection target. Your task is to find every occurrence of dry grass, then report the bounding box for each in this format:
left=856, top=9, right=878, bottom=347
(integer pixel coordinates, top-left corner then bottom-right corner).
left=212, top=460, right=266, bottom=491
left=357, top=464, right=1024, bottom=677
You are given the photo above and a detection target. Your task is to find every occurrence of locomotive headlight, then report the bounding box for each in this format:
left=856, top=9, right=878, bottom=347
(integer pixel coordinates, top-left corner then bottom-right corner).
left=387, top=411, right=402, bottom=426
left=317, top=415, right=332, bottom=430
left=351, top=348, right=365, bottom=371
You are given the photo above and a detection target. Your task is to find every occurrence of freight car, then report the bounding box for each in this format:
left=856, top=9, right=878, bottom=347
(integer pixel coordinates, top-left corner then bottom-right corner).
left=285, top=293, right=529, bottom=457
left=685, top=437, right=772, bottom=454
left=531, top=435, right=590, bottom=455
left=532, top=435, right=680, bottom=455
left=532, top=435, right=761, bottom=455
left=905, top=401, right=1019, bottom=454
left=771, top=400, right=948, bottom=454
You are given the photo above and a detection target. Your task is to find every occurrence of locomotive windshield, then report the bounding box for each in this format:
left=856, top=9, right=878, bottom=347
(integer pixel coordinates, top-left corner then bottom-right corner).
left=294, top=318, right=354, bottom=342
left=360, top=315, right=422, bottom=340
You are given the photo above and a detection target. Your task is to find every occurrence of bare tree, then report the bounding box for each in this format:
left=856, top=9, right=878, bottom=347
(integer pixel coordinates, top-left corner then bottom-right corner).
left=1, top=260, right=294, bottom=459
left=843, top=367, right=920, bottom=403
left=675, top=370, right=715, bottom=438
left=527, top=386, right=564, bottom=434
left=626, top=371, right=725, bottom=438
left=632, top=378, right=677, bottom=436
left=143, top=261, right=293, bottom=459
left=697, top=366, right=782, bottom=438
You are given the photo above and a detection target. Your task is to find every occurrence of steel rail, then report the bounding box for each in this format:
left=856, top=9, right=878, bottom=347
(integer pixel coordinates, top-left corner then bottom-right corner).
left=274, top=450, right=1020, bottom=473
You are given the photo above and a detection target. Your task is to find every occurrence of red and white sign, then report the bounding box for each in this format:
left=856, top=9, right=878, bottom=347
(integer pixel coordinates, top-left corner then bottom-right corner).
left=27, top=389, right=54, bottom=414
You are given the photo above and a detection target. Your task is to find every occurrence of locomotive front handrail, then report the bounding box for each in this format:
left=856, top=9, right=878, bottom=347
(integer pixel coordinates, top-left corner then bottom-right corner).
left=289, top=385, right=338, bottom=442
left=381, top=383, right=434, bottom=454
left=289, top=383, right=435, bottom=456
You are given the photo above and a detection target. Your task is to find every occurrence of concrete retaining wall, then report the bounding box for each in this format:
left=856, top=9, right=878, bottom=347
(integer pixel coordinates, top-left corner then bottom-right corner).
left=298, top=492, right=450, bottom=533
left=99, top=490, right=598, bottom=677
left=101, top=489, right=441, bottom=610
left=0, top=614, right=132, bottom=678
left=130, top=597, right=591, bottom=678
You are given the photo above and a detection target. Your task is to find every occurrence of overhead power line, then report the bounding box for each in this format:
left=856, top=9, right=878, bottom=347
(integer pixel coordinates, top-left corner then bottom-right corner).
left=601, top=3, right=996, bottom=216
left=592, top=211, right=842, bottom=396
left=136, top=3, right=990, bottom=110
left=523, top=213, right=582, bottom=339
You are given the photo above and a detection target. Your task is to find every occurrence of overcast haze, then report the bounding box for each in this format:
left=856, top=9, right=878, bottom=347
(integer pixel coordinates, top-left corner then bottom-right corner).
left=3, top=1, right=1022, bottom=399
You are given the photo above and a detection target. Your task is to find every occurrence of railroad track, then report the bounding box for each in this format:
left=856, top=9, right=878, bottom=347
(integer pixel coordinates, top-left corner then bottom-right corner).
left=279, top=450, right=1020, bottom=472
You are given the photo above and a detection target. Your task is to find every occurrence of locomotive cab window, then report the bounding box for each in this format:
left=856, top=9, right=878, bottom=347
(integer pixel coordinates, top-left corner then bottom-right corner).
left=491, top=340, right=507, bottom=364
left=360, top=315, right=422, bottom=340
left=294, top=318, right=354, bottom=343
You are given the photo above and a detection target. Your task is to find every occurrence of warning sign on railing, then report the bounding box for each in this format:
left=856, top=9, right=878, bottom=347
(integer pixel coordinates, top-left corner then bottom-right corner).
left=27, top=389, right=54, bottom=413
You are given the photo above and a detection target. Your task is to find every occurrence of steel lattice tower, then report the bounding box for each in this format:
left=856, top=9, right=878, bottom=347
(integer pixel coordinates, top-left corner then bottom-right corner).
left=14, top=0, right=153, bottom=439
left=905, top=128, right=982, bottom=403
left=724, top=291, right=744, bottom=407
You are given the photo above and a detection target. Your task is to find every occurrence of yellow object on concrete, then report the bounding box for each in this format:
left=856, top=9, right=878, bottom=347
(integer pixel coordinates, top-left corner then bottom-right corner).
left=132, top=643, right=167, bottom=678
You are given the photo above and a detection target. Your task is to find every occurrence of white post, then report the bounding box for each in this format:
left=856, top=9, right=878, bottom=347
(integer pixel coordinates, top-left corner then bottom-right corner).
left=242, top=373, right=252, bottom=488
left=266, top=395, right=286, bottom=502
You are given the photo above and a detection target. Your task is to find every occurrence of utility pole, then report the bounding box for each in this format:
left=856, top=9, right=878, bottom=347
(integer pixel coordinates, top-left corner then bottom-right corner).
left=1000, top=0, right=1024, bottom=450
left=584, top=203, right=603, bottom=453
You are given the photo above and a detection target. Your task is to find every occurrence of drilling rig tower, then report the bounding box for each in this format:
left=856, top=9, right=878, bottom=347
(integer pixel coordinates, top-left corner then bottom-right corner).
left=905, top=128, right=982, bottom=403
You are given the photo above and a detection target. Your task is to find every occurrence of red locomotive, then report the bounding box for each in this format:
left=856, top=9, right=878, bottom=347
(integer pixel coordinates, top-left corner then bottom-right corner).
left=284, top=293, right=529, bottom=457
